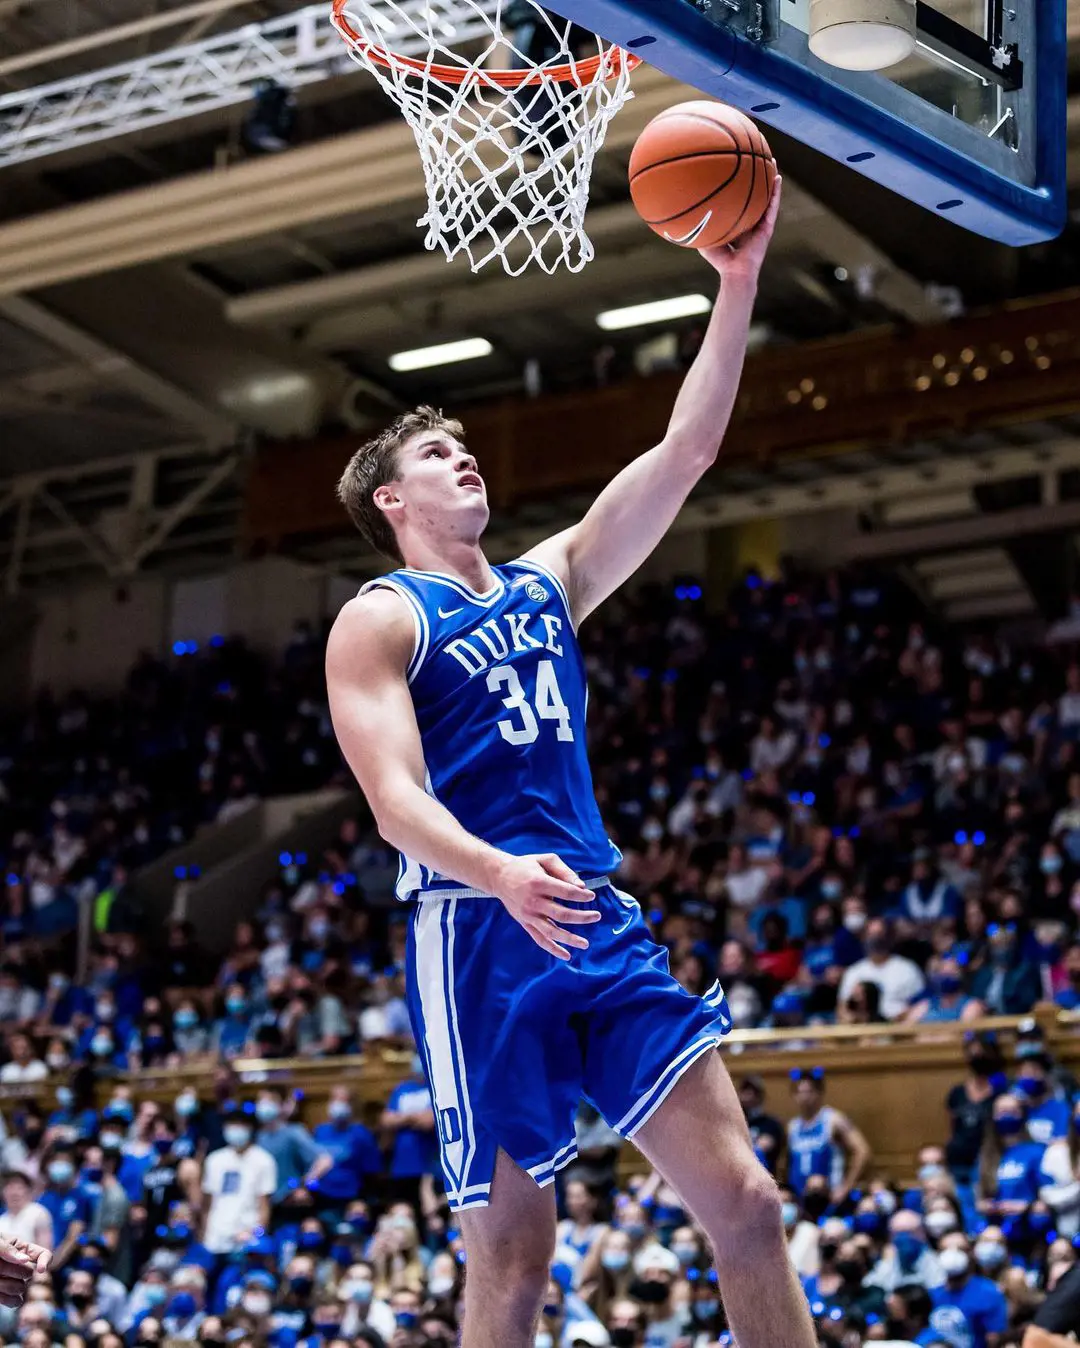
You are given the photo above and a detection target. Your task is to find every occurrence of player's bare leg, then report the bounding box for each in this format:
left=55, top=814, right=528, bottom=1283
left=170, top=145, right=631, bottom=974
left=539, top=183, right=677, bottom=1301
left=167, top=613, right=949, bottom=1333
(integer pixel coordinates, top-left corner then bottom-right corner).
left=458, top=1148, right=558, bottom=1348
left=634, top=1051, right=817, bottom=1348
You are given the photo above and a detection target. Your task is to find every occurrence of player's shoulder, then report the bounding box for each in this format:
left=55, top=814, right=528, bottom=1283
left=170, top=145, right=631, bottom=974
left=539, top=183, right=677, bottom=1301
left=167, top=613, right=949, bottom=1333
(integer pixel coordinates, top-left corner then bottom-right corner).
left=327, top=583, right=415, bottom=669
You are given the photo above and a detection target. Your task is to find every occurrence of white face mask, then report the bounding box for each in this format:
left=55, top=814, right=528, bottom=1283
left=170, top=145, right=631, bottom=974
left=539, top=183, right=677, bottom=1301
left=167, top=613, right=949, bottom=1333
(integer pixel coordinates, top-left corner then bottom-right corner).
left=939, top=1248, right=970, bottom=1278
left=534, top=1335, right=554, bottom=1348
left=242, top=1294, right=272, bottom=1316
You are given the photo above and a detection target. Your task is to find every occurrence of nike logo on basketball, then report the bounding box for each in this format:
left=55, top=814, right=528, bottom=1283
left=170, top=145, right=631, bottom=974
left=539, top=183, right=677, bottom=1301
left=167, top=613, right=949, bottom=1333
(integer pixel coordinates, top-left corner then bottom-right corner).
left=665, top=210, right=713, bottom=246
left=438, top=606, right=463, bottom=619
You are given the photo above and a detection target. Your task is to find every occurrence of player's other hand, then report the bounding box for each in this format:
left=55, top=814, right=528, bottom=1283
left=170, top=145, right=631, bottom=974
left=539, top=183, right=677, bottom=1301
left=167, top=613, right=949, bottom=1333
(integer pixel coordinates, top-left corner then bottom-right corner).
left=0, top=1236, right=49, bottom=1307
left=493, top=852, right=600, bottom=960
left=700, top=173, right=782, bottom=282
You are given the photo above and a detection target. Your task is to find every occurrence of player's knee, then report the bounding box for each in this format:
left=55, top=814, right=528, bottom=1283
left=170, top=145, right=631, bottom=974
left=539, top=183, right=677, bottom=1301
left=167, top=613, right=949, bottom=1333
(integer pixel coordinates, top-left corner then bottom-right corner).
left=469, top=1227, right=554, bottom=1295
left=710, top=1157, right=783, bottom=1256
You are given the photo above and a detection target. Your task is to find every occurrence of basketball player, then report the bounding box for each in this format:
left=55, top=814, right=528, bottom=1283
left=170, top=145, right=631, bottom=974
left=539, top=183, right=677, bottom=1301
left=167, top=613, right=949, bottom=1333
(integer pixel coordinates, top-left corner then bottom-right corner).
left=326, top=177, right=815, bottom=1348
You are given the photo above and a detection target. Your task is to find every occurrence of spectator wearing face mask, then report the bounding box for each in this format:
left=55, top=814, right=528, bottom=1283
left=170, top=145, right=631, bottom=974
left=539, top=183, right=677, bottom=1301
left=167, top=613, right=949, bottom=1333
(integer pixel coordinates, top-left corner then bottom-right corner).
left=838, top=919, right=926, bottom=1021
left=931, top=1233, right=1007, bottom=1348
left=210, top=986, right=254, bottom=1058
left=161, top=1267, right=207, bottom=1340
left=310, top=1089, right=382, bottom=1211
left=200, top=1117, right=276, bottom=1256
left=787, top=1069, right=871, bottom=1207
left=867, top=1212, right=945, bottom=1294
left=946, top=1036, right=1006, bottom=1190
left=121, top=1269, right=171, bottom=1330
left=171, top=1002, right=210, bottom=1058
left=579, top=1228, right=635, bottom=1322
left=254, top=1089, right=333, bottom=1204
left=905, top=957, right=983, bottom=1026
left=969, top=924, right=1041, bottom=1016
left=978, top=1095, right=1048, bottom=1221
left=605, top=1295, right=647, bottom=1348
left=780, top=1189, right=820, bottom=1278
left=39, top=1147, right=90, bottom=1269
left=338, top=1259, right=397, bottom=1343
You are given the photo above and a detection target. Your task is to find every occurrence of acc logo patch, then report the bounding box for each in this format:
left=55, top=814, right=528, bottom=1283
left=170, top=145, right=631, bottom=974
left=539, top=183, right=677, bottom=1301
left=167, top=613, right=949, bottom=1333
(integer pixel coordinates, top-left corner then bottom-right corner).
left=525, top=580, right=548, bottom=603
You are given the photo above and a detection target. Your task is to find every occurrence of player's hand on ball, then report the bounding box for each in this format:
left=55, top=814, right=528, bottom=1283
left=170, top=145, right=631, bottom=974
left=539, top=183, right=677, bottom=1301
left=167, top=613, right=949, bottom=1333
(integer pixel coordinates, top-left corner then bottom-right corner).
left=701, top=174, right=782, bottom=281
left=494, top=852, right=600, bottom=960
left=0, top=1236, right=49, bottom=1307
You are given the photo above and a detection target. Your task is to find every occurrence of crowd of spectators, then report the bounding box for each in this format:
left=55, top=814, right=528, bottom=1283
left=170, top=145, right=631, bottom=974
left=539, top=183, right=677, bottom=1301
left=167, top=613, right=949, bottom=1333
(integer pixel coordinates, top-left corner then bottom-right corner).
left=2, top=561, right=1080, bottom=1344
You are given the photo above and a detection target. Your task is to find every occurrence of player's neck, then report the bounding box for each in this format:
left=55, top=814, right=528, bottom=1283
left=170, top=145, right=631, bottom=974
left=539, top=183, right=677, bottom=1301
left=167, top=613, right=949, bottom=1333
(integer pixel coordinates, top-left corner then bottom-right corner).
left=401, top=538, right=495, bottom=594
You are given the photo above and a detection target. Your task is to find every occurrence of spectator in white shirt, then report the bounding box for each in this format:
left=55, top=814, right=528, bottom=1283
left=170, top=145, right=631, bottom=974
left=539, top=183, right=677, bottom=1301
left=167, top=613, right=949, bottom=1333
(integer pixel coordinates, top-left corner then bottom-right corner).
left=750, top=716, right=797, bottom=775
left=838, top=918, right=925, bottom=1021
left=0, top=1171, right=53, bottom=1249
left=0, top=1036, right=48, bottom=1084
left=200, top=1118, right=276, bottom=1255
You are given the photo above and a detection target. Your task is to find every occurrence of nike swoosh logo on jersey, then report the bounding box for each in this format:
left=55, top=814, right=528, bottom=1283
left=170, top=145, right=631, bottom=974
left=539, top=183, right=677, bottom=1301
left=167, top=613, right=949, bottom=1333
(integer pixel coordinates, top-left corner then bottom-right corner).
left=438, top=606, right=463, bottom=619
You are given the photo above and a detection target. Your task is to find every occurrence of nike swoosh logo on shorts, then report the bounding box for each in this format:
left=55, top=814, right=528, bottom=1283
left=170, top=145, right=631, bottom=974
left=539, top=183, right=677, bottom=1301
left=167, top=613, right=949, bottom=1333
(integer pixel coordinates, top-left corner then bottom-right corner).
left=438, top=606, right=463, bottom=618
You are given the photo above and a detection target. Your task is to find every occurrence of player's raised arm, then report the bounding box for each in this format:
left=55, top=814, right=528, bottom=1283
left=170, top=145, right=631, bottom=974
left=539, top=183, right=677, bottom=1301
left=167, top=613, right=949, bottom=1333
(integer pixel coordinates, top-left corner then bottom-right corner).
left=524, top=177, right=781, bottom=627
left=326, top=589, right=601, bottom=959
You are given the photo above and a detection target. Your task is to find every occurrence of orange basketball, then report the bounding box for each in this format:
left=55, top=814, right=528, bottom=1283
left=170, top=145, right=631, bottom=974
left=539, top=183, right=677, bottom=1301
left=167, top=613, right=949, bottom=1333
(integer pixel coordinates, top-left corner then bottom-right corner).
left=629, top=101, right=777, bottom=250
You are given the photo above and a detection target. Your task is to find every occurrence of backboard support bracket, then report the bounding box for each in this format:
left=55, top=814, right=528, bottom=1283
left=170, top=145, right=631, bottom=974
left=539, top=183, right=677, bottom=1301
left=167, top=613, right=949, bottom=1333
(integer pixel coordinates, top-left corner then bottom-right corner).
left=543, top=0, right=1065, bottom=245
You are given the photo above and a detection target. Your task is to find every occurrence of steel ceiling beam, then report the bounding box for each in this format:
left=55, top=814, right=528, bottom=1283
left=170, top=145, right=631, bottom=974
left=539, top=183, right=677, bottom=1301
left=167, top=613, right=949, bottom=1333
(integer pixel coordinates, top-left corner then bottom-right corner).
left=0, top=295, right=237, bottom=445
left=0, top=63, right=955, bottom=330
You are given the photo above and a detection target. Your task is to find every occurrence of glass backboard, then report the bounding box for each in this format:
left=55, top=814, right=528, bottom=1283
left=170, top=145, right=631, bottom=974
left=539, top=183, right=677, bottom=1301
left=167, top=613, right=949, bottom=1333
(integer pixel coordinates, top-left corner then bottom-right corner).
left=542, top=0, right=1066, bottom=245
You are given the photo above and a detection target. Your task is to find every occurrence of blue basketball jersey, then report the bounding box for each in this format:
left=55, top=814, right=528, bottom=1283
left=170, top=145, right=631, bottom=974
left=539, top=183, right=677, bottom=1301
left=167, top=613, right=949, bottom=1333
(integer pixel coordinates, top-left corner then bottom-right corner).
left=360, top=558, right=621, bottom=902
left=787, top=1107, right=842, bottom=1194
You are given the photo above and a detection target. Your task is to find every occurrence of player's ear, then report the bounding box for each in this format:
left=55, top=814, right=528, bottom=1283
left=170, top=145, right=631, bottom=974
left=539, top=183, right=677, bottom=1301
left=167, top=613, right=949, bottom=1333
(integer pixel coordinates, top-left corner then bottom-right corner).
left=373, top=482, right=403, bottom=513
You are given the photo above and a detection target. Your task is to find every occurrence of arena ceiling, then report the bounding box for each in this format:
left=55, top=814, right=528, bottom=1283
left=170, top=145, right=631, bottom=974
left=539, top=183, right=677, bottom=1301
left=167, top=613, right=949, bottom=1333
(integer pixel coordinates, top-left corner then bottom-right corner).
left=0, top=0, right=1079, bottom=592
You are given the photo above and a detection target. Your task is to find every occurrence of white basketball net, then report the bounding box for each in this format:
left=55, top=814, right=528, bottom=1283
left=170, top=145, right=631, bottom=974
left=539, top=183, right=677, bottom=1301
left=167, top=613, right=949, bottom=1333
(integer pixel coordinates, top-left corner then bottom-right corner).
left=331, top=0, right=638, bottom=274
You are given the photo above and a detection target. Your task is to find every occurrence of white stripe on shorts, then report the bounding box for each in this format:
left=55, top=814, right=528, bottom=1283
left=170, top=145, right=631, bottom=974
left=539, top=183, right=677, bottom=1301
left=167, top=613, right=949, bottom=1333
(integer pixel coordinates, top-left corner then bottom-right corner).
left=414, top=898, right=477, bottom=1199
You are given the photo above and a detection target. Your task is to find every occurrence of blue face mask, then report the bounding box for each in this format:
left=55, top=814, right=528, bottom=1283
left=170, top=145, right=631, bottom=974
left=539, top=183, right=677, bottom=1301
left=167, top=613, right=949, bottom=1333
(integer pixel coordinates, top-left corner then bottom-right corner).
left=996, top=1115, right=1024, bottom=1138
left=394, top=1312, right=418, bottom=1330
left=1041, top=856, right=1063, bottom=875
left=854, top=1212, right=884, bottom=1237
left=695, top=1300, right=719, bottom=1318
left=894, top=1232, right=924, bottom=1268
left=1016, top=1076, right=1047, bottom=1100
left=168, top=1293, right=198, bottom=1319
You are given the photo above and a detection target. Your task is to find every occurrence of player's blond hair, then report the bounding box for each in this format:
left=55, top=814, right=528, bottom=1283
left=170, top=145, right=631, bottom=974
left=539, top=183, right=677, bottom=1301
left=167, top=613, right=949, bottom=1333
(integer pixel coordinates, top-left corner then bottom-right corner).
left=336, top=405, right=464, bottom=563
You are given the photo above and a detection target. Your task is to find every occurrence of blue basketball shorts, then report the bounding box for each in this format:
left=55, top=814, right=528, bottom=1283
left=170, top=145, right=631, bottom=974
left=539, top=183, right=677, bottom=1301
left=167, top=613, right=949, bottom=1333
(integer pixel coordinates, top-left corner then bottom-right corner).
left=404, top=879, right=732, bottom=1211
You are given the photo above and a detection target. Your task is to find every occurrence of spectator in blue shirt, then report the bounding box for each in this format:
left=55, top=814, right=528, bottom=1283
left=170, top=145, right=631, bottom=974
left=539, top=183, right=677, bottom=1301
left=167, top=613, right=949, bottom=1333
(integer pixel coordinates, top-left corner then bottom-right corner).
left=40, top=1146, right=93, bottom=1268
left=310, top=1088, right=382, bottom=1208
left=979, top=1094, right=1047, bottom=1220
left=801, top=903, right=861, bottom=986
left=380, top=1055, right=438, bottom=1205
left=906, top=957, right=984, bottom=1027
left=888, top=1282, right=972, bottom=1348
left=254, top=1088, right=332, bottom=1203
left=931, top=1232, right=1007, bottom=1348
left=210, top=985, right=253, bottom=1058
left=116, top=1100, right=162, bottom=1203
left=1013, top=1058, right=1071, bottom=1147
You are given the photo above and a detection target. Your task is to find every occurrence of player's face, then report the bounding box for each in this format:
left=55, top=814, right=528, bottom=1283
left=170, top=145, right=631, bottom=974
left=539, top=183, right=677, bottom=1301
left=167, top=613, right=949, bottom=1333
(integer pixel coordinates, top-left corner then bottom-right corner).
left=392, top=430, right=489, bottom=542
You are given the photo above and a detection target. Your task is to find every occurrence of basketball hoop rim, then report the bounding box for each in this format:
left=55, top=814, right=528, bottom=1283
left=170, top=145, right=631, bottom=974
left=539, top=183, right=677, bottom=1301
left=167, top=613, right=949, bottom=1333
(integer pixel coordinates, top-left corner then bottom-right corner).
left=330, top=0, right=641, bottom=88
